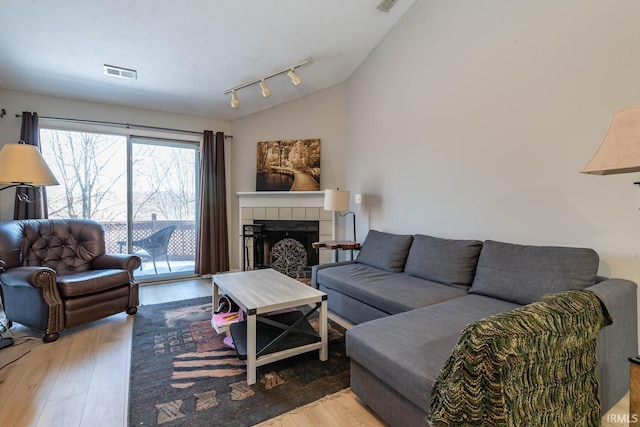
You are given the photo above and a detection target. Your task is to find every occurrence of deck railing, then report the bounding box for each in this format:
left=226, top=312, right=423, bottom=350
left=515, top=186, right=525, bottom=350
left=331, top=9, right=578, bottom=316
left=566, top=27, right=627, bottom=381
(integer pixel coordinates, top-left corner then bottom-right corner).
left=101, top=220, right=196, bottom=261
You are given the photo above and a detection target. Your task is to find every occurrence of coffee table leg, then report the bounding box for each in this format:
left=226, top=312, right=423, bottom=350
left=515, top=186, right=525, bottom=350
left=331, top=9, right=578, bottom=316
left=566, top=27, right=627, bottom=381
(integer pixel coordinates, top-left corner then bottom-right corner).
left=247, top=312, right=257, bottom=385
left=212, top=280, right=219, bottom=311
left=320, top=298, right=328, bottom=361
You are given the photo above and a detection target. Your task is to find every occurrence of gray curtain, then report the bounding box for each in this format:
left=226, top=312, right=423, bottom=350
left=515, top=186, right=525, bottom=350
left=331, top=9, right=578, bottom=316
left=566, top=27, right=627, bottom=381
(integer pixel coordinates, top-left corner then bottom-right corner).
left=14, top=111, right=48, bottom=220
left=195, top=131, right=229, bottom=274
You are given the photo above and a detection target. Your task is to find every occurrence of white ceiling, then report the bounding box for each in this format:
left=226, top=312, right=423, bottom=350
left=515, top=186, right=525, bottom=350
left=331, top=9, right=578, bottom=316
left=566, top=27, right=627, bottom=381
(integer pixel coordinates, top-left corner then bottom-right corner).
left=0, top=0, right=415, bottom=120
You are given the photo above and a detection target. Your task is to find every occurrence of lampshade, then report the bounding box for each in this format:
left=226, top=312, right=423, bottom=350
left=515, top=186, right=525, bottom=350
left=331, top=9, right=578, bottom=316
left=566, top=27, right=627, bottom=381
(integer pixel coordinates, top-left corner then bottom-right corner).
left=324, top=189, right=350, bottom=211
left=0, top=143, right=59, bottom=186
left=581, top=105, right=640, bottom=175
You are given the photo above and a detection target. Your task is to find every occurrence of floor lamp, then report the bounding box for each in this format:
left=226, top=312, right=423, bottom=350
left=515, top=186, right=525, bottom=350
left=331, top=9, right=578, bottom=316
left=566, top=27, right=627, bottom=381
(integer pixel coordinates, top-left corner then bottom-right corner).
left=323, top=189, right=356, bottom=242
left=0, top=141, right=59, bottom=349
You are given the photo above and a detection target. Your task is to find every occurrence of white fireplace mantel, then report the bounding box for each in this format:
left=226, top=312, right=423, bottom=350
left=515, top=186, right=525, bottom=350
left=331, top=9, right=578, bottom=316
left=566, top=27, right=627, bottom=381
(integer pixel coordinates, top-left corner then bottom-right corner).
left=237, top=191, right=325, bottom=208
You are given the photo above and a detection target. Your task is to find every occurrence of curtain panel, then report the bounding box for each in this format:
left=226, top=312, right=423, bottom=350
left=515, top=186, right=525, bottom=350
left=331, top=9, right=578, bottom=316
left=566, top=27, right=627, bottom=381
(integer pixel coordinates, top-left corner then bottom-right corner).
left=195, top=131, right=229, bottom=274
left=15, top=111, right=48, bottom=220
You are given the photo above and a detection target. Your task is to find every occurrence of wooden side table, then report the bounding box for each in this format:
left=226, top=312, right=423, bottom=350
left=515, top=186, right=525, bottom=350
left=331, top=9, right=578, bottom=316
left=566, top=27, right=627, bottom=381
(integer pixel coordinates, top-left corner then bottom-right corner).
left=630, top=357, right=640, bottom=426
left=312, top=240, right=361, bottom=262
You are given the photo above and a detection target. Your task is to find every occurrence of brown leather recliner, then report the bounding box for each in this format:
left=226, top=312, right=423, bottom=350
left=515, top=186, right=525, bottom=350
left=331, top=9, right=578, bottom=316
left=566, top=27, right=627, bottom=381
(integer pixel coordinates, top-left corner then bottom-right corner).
left=0, top=219, right=141, bottom=343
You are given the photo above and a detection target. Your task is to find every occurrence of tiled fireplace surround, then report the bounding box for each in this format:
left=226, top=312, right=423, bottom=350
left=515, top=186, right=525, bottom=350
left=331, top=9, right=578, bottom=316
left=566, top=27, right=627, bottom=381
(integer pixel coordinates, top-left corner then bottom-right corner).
left=238, top=191, right=335, bottom=269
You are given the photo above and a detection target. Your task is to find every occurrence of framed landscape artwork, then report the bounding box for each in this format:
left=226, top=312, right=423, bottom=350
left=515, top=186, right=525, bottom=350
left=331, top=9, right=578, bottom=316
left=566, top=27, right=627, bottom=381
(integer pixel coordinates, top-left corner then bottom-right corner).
left=256, top=139, right=320, bottom=191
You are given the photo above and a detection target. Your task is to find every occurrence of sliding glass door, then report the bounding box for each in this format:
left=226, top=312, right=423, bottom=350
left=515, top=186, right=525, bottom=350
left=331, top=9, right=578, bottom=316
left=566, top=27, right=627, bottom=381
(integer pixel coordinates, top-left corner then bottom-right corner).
left=129, top=137, right=199, bottom=277
left=40, top=129, right=199, bottom=280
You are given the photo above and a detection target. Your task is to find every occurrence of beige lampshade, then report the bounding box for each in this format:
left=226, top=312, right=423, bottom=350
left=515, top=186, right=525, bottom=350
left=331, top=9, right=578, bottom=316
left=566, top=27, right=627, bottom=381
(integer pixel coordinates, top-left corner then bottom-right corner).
left=0, top=143, right=59, bottom=186
left=581, top=105, right=640, bottom=175
left=324, top=189, right=350, bottom=211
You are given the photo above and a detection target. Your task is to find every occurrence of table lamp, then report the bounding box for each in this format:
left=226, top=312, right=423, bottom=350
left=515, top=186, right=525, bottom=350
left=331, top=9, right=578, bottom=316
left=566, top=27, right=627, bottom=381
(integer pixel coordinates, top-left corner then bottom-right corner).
left=324, top=189, right=356, bottom=241
left=581, top=105, right=640, bottom=175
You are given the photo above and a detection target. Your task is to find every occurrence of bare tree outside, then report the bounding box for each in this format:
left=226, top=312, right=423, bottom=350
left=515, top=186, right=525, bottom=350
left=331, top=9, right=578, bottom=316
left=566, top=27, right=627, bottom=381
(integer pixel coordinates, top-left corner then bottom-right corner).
left=39, top=129, right=199, bottom=277
left=132, top=142, right=197, bottom=222
left=40, top=129, right=127, bottom=221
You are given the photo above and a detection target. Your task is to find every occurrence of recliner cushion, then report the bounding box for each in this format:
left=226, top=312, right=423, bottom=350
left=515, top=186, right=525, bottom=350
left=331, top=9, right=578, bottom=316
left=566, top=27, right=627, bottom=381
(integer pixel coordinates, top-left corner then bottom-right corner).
left=57, top=269, right=131, bottom=298
left=355, top=230, right=413, bottom=272
left=469, top=240, right=599, bottom=305
left=404, top=234, right=482, bottom=288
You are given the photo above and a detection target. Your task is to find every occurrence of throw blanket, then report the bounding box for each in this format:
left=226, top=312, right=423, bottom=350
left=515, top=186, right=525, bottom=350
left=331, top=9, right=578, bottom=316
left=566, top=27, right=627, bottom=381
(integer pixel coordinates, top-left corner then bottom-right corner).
left=429, top=289, right=612, bottom=427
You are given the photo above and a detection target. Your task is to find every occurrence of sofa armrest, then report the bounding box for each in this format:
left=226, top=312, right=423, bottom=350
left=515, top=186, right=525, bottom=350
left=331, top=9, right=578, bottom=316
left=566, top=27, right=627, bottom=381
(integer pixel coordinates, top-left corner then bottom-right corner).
left=586, top=278, right=638, bottom=412
left=311, top=260, right=357, bottom=289
left=92, top=254, right=141, bottom=272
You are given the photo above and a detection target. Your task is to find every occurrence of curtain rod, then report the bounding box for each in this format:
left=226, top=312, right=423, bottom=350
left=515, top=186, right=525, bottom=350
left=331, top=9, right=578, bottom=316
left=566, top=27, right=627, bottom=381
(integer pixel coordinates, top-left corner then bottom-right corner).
left=14, top=114, right=233, bottom=139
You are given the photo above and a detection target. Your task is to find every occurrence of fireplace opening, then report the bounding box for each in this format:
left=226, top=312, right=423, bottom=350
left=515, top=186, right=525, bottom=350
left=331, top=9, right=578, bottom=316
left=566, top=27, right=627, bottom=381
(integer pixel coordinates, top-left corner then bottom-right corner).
left=244, top=220, right=319, bottom=274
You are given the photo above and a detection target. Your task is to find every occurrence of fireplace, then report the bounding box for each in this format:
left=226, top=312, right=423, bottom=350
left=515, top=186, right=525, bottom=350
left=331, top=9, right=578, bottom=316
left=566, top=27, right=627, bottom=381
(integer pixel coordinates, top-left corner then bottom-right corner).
left=243, top=220, right=319, bottom=272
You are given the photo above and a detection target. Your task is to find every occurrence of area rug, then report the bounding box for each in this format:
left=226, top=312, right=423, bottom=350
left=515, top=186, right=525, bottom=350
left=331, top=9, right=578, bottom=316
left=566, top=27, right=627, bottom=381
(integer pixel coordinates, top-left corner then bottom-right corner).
left=128, top=297, right=349, bottom=426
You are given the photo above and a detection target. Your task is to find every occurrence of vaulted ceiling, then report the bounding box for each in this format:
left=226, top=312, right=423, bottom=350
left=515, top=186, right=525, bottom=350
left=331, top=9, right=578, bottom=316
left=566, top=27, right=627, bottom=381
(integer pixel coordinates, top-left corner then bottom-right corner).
left=0, top=0, right=416, bottom=120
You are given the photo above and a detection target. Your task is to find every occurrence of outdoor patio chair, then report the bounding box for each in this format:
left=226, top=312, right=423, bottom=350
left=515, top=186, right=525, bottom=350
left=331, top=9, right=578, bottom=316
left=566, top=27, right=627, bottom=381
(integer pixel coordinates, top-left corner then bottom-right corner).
left=130, top=225, right=177, bottom=274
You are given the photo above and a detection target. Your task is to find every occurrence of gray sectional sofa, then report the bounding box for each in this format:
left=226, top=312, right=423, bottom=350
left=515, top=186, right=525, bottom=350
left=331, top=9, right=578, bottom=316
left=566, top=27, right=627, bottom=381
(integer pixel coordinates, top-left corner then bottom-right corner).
left=311, top=230, right=638, bottom=427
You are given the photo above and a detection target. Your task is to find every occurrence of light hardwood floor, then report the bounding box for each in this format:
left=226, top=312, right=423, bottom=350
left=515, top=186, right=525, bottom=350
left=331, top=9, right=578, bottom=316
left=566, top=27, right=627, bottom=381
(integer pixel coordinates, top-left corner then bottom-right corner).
left=0, top=278, right=631, bottom=427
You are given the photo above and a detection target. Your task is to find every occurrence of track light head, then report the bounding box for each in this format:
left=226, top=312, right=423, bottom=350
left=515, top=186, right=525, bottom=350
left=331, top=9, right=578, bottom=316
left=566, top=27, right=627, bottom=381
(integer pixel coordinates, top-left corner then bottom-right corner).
left=288, top=68, right=302, bottom=86
left=259, top=80, right=271, bottom=98
left=230, top=91, right=240, bottom=109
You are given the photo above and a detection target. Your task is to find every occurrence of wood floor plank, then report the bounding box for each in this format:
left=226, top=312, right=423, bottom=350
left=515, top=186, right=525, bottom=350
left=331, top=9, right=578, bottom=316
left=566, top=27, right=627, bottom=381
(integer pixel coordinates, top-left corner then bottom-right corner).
left=35, top=392, right=87, bottom=427
left=80, top=340, right=128, bottom=427
left=1, top=339, right=68, bottom=427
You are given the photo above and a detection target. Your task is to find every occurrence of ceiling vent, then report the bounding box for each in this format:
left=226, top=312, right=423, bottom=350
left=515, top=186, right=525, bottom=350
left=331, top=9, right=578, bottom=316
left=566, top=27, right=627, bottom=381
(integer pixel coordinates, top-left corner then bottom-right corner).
left=103, top=64, right=137, bottom=80
left=377, top=0, right=398, bottom=12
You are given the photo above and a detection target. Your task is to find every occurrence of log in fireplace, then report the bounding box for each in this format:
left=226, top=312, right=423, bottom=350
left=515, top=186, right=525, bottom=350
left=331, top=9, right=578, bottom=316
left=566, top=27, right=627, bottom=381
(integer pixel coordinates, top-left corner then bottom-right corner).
left=242, top=220, right=319, bottom=273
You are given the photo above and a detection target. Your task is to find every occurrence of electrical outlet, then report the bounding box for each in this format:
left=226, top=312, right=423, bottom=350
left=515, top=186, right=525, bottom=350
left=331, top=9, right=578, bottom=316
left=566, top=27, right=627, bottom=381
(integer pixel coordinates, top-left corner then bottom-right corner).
left=355, top=194, right=362, bottom=204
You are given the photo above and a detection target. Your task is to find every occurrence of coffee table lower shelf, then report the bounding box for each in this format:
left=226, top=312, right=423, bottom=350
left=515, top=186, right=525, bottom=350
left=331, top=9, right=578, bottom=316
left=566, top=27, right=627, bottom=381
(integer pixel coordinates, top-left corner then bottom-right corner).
left=229, top=310, right=321, bottom=361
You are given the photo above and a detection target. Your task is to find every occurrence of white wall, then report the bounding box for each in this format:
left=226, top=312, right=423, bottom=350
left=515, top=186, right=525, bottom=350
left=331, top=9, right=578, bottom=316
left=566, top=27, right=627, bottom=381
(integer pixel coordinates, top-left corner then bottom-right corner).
left=346, top=0, right=640, bottom=287
left=229, top=84, right=346, bottom=269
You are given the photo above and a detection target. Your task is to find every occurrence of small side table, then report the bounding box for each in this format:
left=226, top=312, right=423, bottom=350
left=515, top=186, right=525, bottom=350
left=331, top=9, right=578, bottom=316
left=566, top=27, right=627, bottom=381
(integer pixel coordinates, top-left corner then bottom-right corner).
left=630, top=356, right=640, bottom=426
left=312, top=240, right=361, bottom=262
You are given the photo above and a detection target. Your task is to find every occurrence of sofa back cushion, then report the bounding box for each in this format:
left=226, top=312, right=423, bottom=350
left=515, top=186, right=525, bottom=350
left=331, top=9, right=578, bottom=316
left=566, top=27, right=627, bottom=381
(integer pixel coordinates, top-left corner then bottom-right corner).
left=356, top=230, right=413, bottom=272
left=469, top=240, right=599, bottom=305
left=404, top=234, right=483, bottom=288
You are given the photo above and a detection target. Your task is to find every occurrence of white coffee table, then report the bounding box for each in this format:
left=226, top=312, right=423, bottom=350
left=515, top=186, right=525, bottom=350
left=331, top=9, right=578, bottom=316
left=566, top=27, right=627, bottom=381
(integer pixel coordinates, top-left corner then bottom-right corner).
left=212, top=268, right=328, bottom=385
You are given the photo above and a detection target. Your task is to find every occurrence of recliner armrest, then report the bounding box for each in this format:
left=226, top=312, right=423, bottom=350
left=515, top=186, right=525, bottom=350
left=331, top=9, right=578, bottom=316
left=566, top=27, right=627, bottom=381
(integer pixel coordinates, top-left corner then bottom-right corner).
left=0, top=266, right=56, bottom=289
left=92, top=254, right=141, bottom=272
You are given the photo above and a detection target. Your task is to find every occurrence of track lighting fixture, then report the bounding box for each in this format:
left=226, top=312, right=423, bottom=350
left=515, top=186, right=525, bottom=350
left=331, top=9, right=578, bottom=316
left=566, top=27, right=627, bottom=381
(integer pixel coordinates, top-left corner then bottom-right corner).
left=224, top=57, right=312, bottom=109
left=287, top=68, right=302, bottom=86
left=259, top=80, right=271, bottom=98
left=230, top=90, right=240, bottom=109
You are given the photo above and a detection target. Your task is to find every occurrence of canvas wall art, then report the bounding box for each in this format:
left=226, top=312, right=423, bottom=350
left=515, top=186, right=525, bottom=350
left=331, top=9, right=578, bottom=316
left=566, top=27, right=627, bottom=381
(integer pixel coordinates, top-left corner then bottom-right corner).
left=256, top=139, right=320, bottom=191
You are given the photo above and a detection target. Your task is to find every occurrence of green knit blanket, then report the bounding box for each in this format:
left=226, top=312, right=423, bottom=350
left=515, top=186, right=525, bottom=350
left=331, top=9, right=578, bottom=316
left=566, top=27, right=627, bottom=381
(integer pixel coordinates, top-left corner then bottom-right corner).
left=429, top=289, right=612, bottom=427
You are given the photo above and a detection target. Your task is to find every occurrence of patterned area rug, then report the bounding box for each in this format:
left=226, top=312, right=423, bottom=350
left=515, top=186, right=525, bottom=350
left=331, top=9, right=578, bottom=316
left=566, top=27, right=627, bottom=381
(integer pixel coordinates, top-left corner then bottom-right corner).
left=128, top=297, right=349, bottom=426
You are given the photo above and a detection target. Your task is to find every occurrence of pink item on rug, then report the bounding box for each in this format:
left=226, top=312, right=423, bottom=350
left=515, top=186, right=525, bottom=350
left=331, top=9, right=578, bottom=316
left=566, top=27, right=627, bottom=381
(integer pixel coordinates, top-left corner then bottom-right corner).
left=223, top=335, right=235, bottom=349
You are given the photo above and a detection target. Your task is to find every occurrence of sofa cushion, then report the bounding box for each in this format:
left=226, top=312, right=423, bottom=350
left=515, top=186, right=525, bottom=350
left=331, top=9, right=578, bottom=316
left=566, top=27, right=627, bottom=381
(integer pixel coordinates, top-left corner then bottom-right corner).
left=404, top=234, right=482, bottom=288
left=318, top=263, right=467, bottom=314
left=355, top=230, right=413, bottom=272
left=346, top=294, right=521, bottom=412
left=469, top=240, right=599, bottom=305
